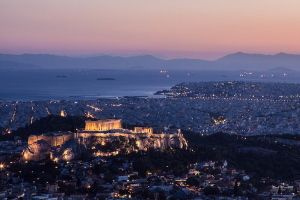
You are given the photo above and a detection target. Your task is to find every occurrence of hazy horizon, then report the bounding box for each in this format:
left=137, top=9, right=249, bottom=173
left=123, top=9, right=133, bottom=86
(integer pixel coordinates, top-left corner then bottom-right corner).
left=0, top=51, right=232, bottom=61
left=1, top=51, right=300, bottom=62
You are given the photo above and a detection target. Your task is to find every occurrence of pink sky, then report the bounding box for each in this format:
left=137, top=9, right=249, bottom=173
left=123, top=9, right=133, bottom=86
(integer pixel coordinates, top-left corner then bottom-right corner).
left=1, top=0, right=300, bottom=60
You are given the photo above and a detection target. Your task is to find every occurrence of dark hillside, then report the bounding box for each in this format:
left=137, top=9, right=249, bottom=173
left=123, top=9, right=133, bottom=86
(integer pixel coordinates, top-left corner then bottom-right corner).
left=183, top=130, right=300, bottom=180
left=1, top=115, right=86, bottom=141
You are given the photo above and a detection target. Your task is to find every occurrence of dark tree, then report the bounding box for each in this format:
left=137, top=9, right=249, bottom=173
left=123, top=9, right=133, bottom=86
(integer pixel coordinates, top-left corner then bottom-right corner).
left=234, top=181, right=238, bottom=196
left=204, top=186, right=220, bottom=196
left=278, top=186, right=282, bottom=195
left=186, top=177, right=199, bottom=187
left=76, top=177, right=81, bottom=187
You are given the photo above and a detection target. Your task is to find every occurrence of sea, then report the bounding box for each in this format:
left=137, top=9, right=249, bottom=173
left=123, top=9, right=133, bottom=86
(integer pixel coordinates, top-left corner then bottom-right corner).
left=1, top=68, right=300, bottom=102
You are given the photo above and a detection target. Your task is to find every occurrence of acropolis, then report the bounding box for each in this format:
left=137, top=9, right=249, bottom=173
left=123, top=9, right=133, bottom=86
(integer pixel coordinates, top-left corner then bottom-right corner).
left=22, top=119, right=188, bottom=162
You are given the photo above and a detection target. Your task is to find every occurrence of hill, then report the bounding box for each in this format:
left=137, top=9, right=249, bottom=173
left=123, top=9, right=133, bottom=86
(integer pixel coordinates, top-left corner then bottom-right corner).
left=216, top=52, right=300, bottom=70
left=0, top=60, right=39, bottom=69
left=0, top=54, right=209, bottom=70
left=2, top=52, right=300, bottom=71
left=1, top=115, right=86, bottom=141
left=183, top=130, right=300, bottom=180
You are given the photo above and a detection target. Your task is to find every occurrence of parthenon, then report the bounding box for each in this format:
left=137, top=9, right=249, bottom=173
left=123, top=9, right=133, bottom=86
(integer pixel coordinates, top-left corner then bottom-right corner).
left=84, top=119, right=122, bottom=131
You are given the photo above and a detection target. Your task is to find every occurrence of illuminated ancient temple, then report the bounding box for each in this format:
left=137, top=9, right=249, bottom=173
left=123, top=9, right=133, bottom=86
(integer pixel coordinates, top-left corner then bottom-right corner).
left=85, top=119, right=122, bottom=131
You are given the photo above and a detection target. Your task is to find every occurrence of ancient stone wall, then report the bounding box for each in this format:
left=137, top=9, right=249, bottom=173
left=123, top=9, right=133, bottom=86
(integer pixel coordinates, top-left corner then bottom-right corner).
left=51, top=133, right=73, bottom=147
left=28, top=132, right=73, bottom=147
left=78, top=131, right=188, bottom=150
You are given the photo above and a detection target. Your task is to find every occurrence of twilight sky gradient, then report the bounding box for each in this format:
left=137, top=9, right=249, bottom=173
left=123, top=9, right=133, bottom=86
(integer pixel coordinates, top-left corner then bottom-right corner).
left=1, top=0, right=300, bottom=60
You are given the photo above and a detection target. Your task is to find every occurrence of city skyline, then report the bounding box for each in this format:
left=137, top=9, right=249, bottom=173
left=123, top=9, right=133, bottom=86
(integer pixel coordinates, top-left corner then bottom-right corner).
left=1, top=0, right=300, bottom=60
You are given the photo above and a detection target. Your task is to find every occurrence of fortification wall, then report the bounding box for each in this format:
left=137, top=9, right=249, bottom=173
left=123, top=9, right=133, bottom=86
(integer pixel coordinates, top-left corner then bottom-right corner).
left=77, top=132, right=135, bottom=138
left=135, top=132, right=188, bottom=150
left=51, top=133, right=74, bottom=147
left=28, top=132, right=73, bottom=147
left=27, top=130, right=186, bottom=151
left=28, top=135, right=52, bottom=146
left=77, top=131, right=187, bottom=151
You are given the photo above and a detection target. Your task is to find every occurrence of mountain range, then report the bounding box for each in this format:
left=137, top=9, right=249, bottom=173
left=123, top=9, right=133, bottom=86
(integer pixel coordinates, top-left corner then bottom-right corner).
left=1, top=52, right=300, bottom=71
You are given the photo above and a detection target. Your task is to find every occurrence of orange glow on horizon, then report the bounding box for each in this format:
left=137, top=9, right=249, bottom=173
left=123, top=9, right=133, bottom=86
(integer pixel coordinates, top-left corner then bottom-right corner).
left=1, top=0, right=300, bottom=59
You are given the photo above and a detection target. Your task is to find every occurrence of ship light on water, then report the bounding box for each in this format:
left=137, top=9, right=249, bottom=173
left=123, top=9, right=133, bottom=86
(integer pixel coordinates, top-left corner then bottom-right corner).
left=160, top=70, right=168, bottom=73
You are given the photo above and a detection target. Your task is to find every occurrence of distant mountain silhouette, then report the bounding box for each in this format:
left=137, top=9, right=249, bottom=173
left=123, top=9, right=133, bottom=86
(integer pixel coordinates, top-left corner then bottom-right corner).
left=0, top=54, right=209, bottom=70
left=267, top=67, right=298, bottom=73
left=0, top=60, right=39, bottom=68
left=1, top=52, right=300, bottom=71
left=216, top=52, right=300, bottom=70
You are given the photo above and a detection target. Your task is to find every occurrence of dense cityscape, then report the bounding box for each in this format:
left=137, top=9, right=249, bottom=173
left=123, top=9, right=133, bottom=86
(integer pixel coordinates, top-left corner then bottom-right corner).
left=0, top=81, right=300, bottom=199
left=3, top=81, right=300, bottom=136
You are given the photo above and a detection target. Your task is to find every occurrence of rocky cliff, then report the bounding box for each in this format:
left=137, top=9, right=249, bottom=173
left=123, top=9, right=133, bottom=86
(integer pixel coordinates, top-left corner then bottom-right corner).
left=22, top=140, right=51, bottom=161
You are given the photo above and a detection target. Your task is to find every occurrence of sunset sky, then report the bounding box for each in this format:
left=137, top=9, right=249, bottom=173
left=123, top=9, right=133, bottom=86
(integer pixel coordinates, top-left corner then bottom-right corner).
left=1, top=0, right=300, bottom=60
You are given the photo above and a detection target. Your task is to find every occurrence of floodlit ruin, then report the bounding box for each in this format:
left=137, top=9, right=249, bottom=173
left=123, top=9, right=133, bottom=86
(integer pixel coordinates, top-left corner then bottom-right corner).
left=22, top=119, right=188, bottom=162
